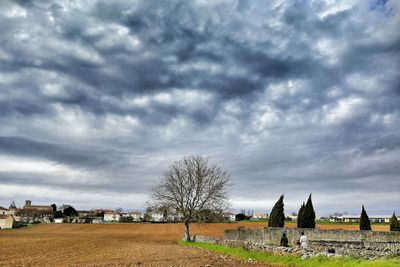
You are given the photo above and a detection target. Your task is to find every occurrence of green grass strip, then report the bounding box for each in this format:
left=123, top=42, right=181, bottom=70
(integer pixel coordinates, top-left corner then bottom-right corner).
left=179, top=241, right=400, bottom=267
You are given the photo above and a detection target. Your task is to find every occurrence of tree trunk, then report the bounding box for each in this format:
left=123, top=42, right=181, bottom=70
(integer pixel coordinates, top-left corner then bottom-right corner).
left=184, top=221, right=191, bottom=242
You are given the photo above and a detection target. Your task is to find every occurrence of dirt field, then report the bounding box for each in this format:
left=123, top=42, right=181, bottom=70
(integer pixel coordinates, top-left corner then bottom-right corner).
left=284, top=222, right=389, bottom=232
left=0, top=223, right=270, bottom=267
left=0, top=222, right=389, bottom=266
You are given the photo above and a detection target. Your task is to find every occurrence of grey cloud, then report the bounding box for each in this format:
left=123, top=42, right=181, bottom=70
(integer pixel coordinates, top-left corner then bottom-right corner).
left=0, top=0, right=399, bottom=214
left=0, top=136, right=118, bottom=168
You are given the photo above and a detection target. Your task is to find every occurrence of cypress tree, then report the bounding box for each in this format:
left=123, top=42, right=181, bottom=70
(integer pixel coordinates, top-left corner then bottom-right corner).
left=303, top=194, right=316, bottom=228
left=389, top=212, right=400, bottom=231
left=268, top=195, right=285, bottom=227
left=297, top=202, right=305, bottom=228
left=359, top=205, right=372, bottom=231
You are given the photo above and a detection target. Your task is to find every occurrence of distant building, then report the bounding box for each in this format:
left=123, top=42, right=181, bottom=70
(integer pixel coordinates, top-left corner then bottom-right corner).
left=167, top=212, right=183, bottom=222
left=77, top=210, right=92, bottom=217
left=93, top=209, right=114, bottom=216
left=327, top=216, right=342, bottom=222
left=223, top=212, right=236, bottom=222
left=91, top=218, right=103, bottom=224
left=252, top=213, right=269, bottom=220
left=150, top=212, right=164, bottom=222
left=0, top=215, right=14, bottom=229
left=54, top=218, right=64, bottom=223
left=0, top=206, right=12, bottom=216
left=104, top=212, right=121, bottom=222
left=122, top=212, right=144, bottom=222
left=341, top=215, right=399, bottom=223
left=23, top=200, right=53, bottom=213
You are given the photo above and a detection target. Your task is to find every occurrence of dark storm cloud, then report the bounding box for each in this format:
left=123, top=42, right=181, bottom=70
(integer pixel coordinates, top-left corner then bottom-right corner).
left=0, top=136, right=124, bottom=168
left=0, top=0, right=399, bottom=213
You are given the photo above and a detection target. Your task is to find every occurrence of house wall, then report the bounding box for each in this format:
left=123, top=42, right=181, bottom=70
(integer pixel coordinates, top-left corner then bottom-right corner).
left=104, top=214, right=120, bottom=222
left=342, top=216, right=399, bottom=223
left=131, top=214, right=141, bottom=221
left=0, top=217, right=14, bottom=229
left=151, top=213, right=164, bottom=222
left=0, top=209, right=12, bottom=215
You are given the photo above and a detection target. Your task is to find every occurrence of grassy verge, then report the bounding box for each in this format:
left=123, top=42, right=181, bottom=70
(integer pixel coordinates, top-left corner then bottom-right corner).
left=179, top=241, right=400, bottom=267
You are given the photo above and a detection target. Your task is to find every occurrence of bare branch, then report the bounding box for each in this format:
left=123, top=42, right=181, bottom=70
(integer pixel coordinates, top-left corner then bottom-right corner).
left=151, top=155, right=232, bottom=241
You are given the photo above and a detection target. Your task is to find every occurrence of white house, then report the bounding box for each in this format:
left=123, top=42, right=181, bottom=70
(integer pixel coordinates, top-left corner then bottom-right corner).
left=252, top=213, right=269, bottom=220
left=54, top=218, right=64, bottom=223
left=0, top=215, right=14, bottom=229
left=167, top=212, right=183, bottom=222
left=104, top=212, right=121, bottom=222
left=341, top=215, right=399, bottom=223
left=150, top=212, right=164, bottom=222
left=223, top=212, right=236, bottom=222
left=328, top=216, right=342, bottom=222
left=129, top=212, right=144, bottom=221
left=0, top=206, right=12, bottom=216
left=92, top=218, right=103, bottom=224
left=121, top=212, right=144, bottom=221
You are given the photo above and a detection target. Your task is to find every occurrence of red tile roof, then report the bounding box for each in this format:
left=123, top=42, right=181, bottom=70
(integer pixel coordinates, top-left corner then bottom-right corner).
left=0, top=206, right=9, bottom=211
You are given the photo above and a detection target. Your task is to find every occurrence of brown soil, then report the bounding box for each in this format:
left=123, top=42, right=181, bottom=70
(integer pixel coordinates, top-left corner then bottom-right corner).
left=0, top=223, right=270, bottom=267
left=284, top=222, right=389, bottom=232
left=0, top=222, right=389, bottom=266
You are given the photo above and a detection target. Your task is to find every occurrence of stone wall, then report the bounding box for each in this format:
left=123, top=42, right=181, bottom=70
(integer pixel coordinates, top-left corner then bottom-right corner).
left=193, top=234, right=400, bottom=259
left=224, top=227, right=400, bottom=245
left=222, top=227, right=400, bottom=258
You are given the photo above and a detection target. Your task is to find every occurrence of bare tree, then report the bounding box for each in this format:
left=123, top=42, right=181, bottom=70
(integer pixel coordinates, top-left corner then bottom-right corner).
left=152, top=155, right=231, bottom=241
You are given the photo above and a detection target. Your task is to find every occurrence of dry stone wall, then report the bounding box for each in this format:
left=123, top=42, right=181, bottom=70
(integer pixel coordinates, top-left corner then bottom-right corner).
left=221, top=227, right=400, bottom=258
left=225, top=227, right=400, bottom=245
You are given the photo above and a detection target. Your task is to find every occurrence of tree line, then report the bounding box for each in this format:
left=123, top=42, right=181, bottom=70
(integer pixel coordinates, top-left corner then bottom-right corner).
left=268, top=194, right=400, bottom=231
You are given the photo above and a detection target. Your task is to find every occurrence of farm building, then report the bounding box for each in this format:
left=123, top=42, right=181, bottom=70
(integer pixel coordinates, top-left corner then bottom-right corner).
left=150, top=212, right=164, bottom=222
left=23, top=200, right=53, bottom=213
left=122, top=212, right=144, bottom=221
left=0, top=215, right=14, bottom=229
left=93, top=209, right=113, bottom=214
left=167, top=212, right=183, bottom=222
left=0, top=206, right=12, bottom=215
left=92, top=218, right=103, bottom=223
left=341, top=215, right=400, bottom=223
left=223, top=212, right=236, bottom=222
left=104, top=212, right=121, bottom=222
left=252, top=213, right=269, bottom=220
left=54, top=218, right=64, bottom=223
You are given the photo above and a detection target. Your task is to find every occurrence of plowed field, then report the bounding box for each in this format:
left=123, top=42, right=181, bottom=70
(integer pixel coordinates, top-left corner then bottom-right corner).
left=0, top=223, right=270, bottom=267
left=0, top=222, right=389, bottom=266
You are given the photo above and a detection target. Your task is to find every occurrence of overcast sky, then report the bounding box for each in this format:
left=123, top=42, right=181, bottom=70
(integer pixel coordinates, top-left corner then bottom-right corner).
left=0, top=0, right=399, bottom=216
